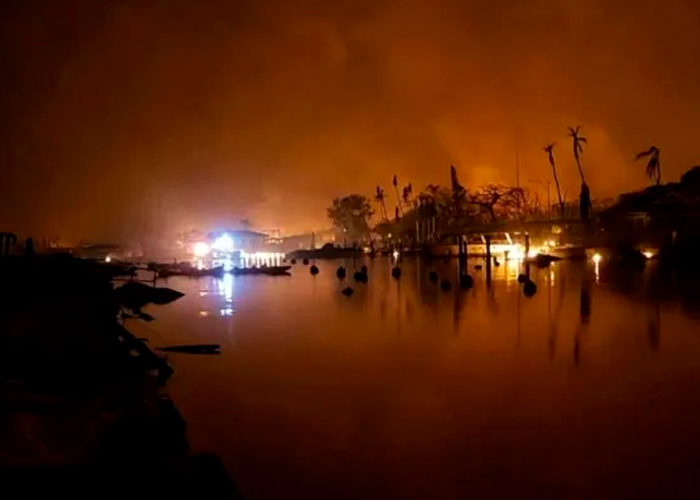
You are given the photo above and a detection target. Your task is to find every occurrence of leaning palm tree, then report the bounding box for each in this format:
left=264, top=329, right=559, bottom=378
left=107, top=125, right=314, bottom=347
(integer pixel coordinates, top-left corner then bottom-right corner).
left=543, top=143, right=565, bottom=216
left=567, top=126, right=591, bottom=223
left=375, top=186, right=389, bottom=221
left=635, top=146, right=661, bottom=185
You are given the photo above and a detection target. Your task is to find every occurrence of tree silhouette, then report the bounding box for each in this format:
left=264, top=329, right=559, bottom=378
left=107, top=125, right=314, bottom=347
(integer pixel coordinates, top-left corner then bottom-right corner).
left=392, top=174, right=404, bottom=216
left=374, top=186, right=389, bottom=221
left=568, top=126, right=591, bottom=223
left=635, top=146, right=661, bottom=185
left=543, top=143, right=565, bottom=216
left=327, top=194, right=374, bottom=241
left=402, top=183, right=414, bottom=207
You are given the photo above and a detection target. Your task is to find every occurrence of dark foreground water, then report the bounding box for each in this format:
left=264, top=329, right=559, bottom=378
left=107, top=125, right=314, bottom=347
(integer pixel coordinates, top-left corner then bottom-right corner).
left=130, top=258, right=700, bottom=499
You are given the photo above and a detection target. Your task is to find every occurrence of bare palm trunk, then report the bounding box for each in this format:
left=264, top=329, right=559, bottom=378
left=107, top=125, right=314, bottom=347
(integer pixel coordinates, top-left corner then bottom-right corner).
left=393, top=185, right=403, bottom=217
left=550, top=161, right=565, bottom=216
left=574, top=152, right=586, bottom=185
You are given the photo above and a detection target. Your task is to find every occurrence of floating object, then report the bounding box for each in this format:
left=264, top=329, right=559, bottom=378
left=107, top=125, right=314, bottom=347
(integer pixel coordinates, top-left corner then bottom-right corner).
left=459, top=274, right=473, bottom=289
left=291, top=258, right=297, bottom=264
left=440, top=279, right=452, bottom=291
left=341, top=286, right=354, bottom=297
left=354, top=270, right=368, bottom=283
left=534, top=254, right=561, bottom=268
left=517, top=273, right=527, bottom=283
left=391, top=267, right=402, bottom=279
left=474, top=264, right=482, bottom=271
left=524, top=280, right=537, bottom=297
left=310, top=265, right=319, bottom=275
left=157, top=344, right=220, bottom=355
left=336, top=266, right=346, bottom=280
left=428, top=271, right=439, bottom=284
left=232, top=266, right=291, bottom=276
left=302, top=258, right=310, bottom=265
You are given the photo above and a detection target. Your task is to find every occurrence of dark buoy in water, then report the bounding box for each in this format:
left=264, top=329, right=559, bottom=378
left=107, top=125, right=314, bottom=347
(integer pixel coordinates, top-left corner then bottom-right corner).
left=341, top=286, right=354, bottom=297
left=291, top=258, right=297, bottom=265
left=517, top=273, right=527, bottom=283
left=361, top=265, right=368, bottom=274
left=391, top=267, right=402, bottom=279
left=354, top=271, right=368, bottom=283
left=336, top=266, right=346, bottom=280
left=474, top=264, right=483, bottom=271
left=459, top=274, right=473, bottom=290
left=310, top=265, right=319, bottom=275
left=440, top=279, right=452, bottom=291
left=302, top=258, right=309, bottom=265
left=523, top=280, right=537, bottom=297
left=428, top=271, right=439, bottom=284
left=493, top=258, right=500, bottom=267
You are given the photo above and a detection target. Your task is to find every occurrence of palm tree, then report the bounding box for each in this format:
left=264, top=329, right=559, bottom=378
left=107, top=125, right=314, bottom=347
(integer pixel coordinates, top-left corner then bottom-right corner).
left=635, top=146, right=661, bottom=185
left=375, top=186, right=388, bottom=221
left=567, top=126, right=591, bottom=223
left=543, top=143, right=565, bottom=216
left=402, top=183, right=414, bottom=208
left=392, top=174, right=404, bottom=216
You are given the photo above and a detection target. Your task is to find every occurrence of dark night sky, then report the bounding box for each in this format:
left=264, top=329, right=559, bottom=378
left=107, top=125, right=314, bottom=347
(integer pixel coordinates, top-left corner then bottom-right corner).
left=2, top=0, right=700, bottom=243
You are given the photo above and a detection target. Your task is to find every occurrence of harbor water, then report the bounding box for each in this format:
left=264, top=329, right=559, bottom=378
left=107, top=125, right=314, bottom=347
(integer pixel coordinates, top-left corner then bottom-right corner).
left=129, top=257, right=700, bottom=499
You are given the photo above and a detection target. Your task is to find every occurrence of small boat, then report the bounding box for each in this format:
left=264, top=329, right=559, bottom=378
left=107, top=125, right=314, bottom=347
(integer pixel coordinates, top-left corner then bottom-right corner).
left=232, top=265, right=291, bottom=276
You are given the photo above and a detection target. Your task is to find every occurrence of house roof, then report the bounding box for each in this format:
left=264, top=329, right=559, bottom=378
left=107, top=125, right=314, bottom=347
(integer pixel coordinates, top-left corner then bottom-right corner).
left=600, top=182, right=700, bottom=220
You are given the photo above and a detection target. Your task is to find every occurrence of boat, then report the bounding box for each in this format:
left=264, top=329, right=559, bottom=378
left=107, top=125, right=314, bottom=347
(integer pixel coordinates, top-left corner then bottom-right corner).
left=232, top=265, right=291, bottom=276
left=154, top=264, right=225, bottom=279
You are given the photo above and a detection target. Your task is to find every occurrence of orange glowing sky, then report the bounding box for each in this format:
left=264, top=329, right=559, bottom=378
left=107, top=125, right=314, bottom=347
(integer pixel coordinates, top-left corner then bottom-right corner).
left=2, top=0, right=700, bottom=243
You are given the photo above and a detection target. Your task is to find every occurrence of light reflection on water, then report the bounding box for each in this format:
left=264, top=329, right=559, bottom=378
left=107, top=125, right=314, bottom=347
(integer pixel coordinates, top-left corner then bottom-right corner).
left=130, top=258, right=700, bottom=500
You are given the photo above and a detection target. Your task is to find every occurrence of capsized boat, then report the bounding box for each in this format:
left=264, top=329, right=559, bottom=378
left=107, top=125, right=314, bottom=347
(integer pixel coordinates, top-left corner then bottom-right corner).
left=231, top=265, right=291, bottom=276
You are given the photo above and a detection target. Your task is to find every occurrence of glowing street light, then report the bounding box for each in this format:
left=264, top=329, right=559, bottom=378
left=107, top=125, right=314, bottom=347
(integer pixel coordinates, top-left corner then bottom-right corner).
left=592, top=253, right=602, bottom=264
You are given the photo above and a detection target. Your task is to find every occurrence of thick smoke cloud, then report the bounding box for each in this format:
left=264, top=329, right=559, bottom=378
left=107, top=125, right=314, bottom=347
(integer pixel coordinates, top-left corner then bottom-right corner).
left=1, top=0, right=700, bottom=242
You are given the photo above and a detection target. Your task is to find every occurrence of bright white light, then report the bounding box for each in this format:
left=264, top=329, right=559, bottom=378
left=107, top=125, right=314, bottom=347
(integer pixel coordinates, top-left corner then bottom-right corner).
left=527, top=249, right=538, bottom=258
left=548, top=240, right=556, bottom=247
left=392, top=250, right=400, bottom=259
left=193, top=241, right=210, bottom=257
left=105, top=256, right=112, bottom=263
left=592, top=253, right=602, bottom=264
left=643, top=250, right=654, bottom=259
left=212, top=233, right=234, bottom=252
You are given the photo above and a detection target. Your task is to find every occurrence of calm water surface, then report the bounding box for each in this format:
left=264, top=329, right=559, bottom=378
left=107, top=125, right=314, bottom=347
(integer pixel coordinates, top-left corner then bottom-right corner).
left=130, top=258, right=700, bottom=499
